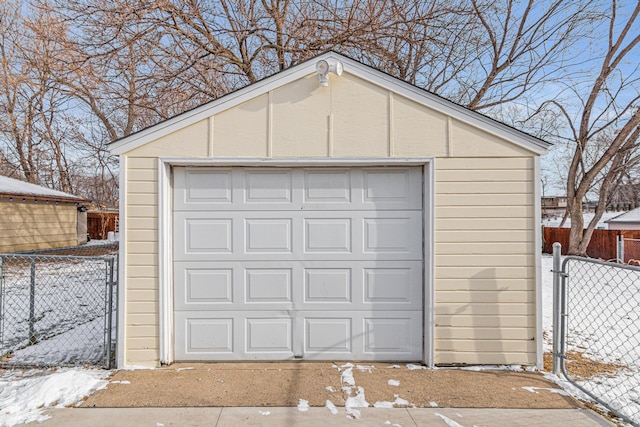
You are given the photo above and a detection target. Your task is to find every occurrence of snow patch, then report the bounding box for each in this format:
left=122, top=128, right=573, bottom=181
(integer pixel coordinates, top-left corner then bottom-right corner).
left=297, top=399, right=309, bottom=412
left=541, top=372, right=596, bottom=403
left=122, top=365, right=155, bottom=370
left=393, top=395, right=410, bottom=407
left=521, top=386, right=569, bottom=396
left=459, top=365, right=523, bottom=372
left=325, top=386, right=335, bottom=393
left=175, top=367, right=194, bottom=372
left=345, top=386, right=369, bottom=409
left=374, top=401, right=394, bottom=408
left=0, top=369, right=109, bottom=427
left=356, top=365, right=374, bottom=373
left=110, top=380, right=130, bottom=385
left=325, top=400, right=338, bottom=415
left=434, top=412, right=465, bottom=427
left=337, top=362, right=354, bottom=370
left=387, top=365, right=401, bottom=369
left=430, top=401, right=439, bottom=407
left=388, top=379, right=400, bottom=386
left=373, top=395, right=410, bottom=408
left=346, top=408, right=361, bottom=419
left=340, top=367, right=355, bottom=386
left=406, top=364, right=426, bottom=370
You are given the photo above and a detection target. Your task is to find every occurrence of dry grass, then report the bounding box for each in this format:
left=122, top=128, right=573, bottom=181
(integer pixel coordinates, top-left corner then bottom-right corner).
left=543, top=351, right=627, bottom=380
left=543, top=351, right=629, bottom=426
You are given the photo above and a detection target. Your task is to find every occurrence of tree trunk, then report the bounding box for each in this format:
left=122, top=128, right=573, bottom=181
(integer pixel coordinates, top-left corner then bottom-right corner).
left=567, top=199, right=587, bottom=256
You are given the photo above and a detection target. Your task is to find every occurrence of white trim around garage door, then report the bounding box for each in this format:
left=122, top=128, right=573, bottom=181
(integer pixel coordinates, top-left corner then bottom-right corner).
left=158, top=157, right=435, bottom=366
left=117, top=155, right=127, bottom=368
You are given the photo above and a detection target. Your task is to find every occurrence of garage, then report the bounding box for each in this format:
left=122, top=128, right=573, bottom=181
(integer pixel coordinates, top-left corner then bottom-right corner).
left=172, top=166, right=424, bottom=360
left=110, top=51, right=549, bottom=368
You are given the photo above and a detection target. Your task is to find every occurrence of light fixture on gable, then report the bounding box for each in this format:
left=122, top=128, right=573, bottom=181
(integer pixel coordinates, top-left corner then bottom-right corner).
left=316, top=60, right=344, bottom=87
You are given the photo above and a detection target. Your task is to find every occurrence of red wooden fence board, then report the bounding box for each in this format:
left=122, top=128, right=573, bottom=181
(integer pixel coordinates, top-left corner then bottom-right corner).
left=543, top=227, right=640, bottom=260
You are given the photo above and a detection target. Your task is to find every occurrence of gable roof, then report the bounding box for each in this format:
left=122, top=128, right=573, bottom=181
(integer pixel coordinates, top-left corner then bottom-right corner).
left=110, top=51, right=551, bottom=156
left=605, top=207, right=640, bottom=224
left=0, top=175, right=88, bottom=204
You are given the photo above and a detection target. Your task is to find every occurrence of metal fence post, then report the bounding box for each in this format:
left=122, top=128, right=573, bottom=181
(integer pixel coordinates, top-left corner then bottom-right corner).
left=552, top=242, right=562, bottom=376
left=105, top=258, right=114, bottom=369
left=29, top=258, right=36, bottom=344
left=617, top=235, right=625, bottom=263
left=0, top=256, right=3, bottom=347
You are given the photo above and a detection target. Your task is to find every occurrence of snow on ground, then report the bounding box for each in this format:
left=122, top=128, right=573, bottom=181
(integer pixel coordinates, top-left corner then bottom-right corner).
left=0, top=257, right=113, bottom=366
left=0, top=368, right=109, bottom=427
left=541, top=254, right=640, bottom=423
left=542, top=211, right=621, bottom=228
left=0, top=253, right=637, bottom=425
left=11, top=318, right=106, bottom=366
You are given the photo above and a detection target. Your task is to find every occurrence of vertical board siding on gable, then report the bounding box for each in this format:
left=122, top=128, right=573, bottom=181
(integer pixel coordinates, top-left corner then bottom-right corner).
left=434, top=156, right=536, bottom=365
left=126, top=156, right=160, bottom=364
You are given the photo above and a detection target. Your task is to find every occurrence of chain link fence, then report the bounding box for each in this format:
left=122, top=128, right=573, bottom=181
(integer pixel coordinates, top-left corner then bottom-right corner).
left=0, top=243, right=118, bottom=369
left=552, top=244, right=640, bottom=426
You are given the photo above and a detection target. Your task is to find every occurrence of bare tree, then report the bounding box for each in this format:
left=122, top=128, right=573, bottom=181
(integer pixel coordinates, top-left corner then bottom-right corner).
left=534, top=1, right=640, bottom=255
left=0, top=1, right=75, bottom=190
left=3, top=0, right=627, bottom=217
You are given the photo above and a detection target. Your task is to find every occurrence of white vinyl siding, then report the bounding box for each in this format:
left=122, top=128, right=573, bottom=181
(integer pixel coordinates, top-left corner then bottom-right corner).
left=434, top=157, right=535, bottom=365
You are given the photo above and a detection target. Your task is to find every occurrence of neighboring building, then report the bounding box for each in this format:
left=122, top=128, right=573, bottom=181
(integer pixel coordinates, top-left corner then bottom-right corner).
left=541, top=196, right=567, bottom=217
left=0, top=175, right=89, bottom=252
left=606, top=207, right=640, bottom=230
left=110, top=52, right=550, bottom=368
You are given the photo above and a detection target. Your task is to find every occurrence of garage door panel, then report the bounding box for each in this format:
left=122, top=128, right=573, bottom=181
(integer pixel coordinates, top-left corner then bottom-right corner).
left=245, top=268, right=293, bottom=303
left=245, top=218, right=293, bottom=253
left=175, top=211, right=421, bottom=261
left=363, top=168, right=421, bottom=206
left=181, top=316, right=234, bottom=355
left=305, top=317, right=352, bottom=353
left=174, top=167, right=422, bottom=211
left=301, top=311, right=422, bottom=361
left=304, top=169, right=352, bottom=203
left=304, top=268, right=352, bottom=302
left=363, top=215, right=422, bottom=255
left=183, top=218, right=233, bottom=254
left=364, top=267, right=419, bottom=304
left=175, top=311, right=297, bottom=360
left=246, top=318, right=293, bottom=353
left=180, top=268, right=233, bottom=304
left=175, top=261, right=422, bottom=311
left=173, top=166, right=425, bottom=361
left=174, top=168, right=234, bottom=210
left=304, top=218, right=352, bottom=253
left=245, top=169, right=293, bottom=204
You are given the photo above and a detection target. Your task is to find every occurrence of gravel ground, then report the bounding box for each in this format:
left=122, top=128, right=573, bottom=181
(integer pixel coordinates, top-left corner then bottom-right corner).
left=82, top=362, right=582, bottom=409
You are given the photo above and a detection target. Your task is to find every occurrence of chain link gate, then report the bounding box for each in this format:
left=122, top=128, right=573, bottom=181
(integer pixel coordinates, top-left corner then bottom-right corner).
left=552, top=243, right=640, bottom=426
left=0, top=249, right=117, bottom=369
left=616, top=235, right=640, bottom=264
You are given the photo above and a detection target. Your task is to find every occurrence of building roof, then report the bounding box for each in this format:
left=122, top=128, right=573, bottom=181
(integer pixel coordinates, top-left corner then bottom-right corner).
left=605, top=207, right=640, bottom=224
left=109, top=51, right=552, bottom=156
left=0, top=175, right=88, bottom=204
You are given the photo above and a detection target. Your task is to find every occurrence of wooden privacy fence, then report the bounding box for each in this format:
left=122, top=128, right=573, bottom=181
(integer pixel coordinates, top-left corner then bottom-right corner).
left=87, top=211, right=119, bottom=240
left=543, top=227, right=640, bottom=260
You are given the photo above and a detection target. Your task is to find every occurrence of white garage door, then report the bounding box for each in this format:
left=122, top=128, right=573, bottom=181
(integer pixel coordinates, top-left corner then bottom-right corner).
left=173, top=166, right=424, bottom=361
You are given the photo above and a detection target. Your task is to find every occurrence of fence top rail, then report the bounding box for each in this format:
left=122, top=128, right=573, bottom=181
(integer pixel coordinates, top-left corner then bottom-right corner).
left=0, top=253, right=117, bottom=262
left=561, top=255, right=640, bottom=272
